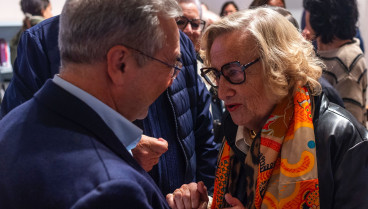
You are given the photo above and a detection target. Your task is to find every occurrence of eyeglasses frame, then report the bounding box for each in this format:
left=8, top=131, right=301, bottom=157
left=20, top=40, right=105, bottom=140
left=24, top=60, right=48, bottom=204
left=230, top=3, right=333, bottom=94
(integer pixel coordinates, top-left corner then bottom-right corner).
left=176, top=16, right=206, bottom=31
left=200, top=58, right=260, bottom=87
left=119, top=44, right=182, bottom=79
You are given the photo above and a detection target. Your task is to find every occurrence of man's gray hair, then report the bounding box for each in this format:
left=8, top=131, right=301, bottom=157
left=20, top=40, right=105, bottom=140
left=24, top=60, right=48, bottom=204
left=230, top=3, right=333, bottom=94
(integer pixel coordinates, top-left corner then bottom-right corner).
left=59, top=0, right=181, bottom=66
left=177, top=0, right=202, bottom=18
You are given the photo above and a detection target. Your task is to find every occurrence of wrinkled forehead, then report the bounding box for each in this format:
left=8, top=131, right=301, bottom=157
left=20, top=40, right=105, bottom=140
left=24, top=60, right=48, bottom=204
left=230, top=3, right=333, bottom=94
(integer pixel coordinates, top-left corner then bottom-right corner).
left=159, top=17, right=181, bottom=59
left=179, top=2, right=200, bottom=19
left=209, top=31, right=258, bottom=67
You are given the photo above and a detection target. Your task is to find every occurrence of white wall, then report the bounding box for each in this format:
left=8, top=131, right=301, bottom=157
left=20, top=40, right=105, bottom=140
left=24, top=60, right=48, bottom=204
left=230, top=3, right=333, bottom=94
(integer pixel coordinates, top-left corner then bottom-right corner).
left=201, top=0, right=304, bottom=26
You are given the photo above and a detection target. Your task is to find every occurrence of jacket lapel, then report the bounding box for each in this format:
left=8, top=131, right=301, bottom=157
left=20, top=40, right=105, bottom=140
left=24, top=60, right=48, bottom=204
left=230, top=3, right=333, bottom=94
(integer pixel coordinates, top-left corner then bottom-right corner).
left=34, top=80, right=142, bottom=171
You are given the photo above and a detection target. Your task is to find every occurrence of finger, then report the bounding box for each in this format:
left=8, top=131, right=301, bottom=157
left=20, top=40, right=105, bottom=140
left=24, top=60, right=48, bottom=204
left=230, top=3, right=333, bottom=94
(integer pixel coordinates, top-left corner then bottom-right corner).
left=166, top=193, right=177, bottom=209
left=197, top=181, right=209, bottom=202
left=181, top=185, right=192, bottom=209
left=224, top=193, right=244, bottom=208
left=149, top=137, right=168, bottom=154
left=173, top=189, right=185, bottom=209
left=198, top=201, right=208, bottom=209
left=188, top=183, right=200, bottom=208
left=138, top=157, right=157, bottom=172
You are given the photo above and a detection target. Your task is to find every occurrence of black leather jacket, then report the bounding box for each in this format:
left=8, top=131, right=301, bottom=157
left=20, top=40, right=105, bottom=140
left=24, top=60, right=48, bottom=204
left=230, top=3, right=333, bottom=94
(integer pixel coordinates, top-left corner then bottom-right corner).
left=222, top=93, right=368, bottom=208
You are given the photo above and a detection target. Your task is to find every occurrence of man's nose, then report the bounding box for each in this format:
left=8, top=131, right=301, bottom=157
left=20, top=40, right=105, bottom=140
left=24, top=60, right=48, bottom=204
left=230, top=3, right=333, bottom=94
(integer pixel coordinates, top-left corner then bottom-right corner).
left=183, top=23, right=193, bottom=33
left=168, top=77, right=174, bottom=87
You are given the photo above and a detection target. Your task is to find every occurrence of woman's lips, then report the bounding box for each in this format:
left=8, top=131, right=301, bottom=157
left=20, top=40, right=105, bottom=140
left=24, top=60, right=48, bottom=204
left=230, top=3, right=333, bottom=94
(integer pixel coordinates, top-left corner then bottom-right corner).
left=226, top=104, right=241, bottom=112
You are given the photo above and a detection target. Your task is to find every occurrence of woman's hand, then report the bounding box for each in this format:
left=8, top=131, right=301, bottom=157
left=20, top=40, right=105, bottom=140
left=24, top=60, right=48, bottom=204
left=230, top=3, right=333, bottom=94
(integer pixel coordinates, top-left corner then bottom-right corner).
left=166, top=181, right=209, bottom=209
left=223, top=193, right=245, bottom=209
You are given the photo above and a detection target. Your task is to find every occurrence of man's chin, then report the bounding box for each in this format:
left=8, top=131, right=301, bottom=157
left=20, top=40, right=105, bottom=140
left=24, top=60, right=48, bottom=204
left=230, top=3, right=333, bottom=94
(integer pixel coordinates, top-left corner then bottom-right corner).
left=135, top=109, right=149, bottom=120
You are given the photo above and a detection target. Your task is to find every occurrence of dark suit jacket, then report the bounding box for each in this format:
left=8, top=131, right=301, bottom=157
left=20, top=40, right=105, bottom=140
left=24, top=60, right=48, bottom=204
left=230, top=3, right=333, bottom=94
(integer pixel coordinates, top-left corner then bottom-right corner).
left=0, top=80, right=170, bottom=209
left=0, top=15, right=217, bottom=195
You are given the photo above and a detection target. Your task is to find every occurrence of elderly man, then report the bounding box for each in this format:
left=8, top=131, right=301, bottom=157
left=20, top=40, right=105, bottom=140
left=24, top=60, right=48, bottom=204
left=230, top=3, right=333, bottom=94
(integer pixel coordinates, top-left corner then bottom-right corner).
left=176, top=0, right=223, bottom=138
left=1, top=0, right=217, bottom=198
left=176, top=0, right=205, bottom=53
left=0, top=0, right=182, bottom=208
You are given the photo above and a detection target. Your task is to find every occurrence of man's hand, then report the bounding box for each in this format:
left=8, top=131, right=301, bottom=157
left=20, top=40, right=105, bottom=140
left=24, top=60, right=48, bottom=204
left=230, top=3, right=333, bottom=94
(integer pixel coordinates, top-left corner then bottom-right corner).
left=132, top=135, right=168, bottom=172
left=166, top=181, right=209, bottom=209
left=223, top=193, right=245, bottom=209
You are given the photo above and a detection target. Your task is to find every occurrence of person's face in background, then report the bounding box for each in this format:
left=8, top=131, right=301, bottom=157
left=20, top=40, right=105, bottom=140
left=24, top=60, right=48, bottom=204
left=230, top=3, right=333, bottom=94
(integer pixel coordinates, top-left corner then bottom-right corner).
left=42, top=3, right=53, bottom=19
left=222, top=4, right=237, bottom=16
left=302, top=11, right=315, bottom=41
left=268, top=0, right=285, bottom=8
left=179, top=2, right=202, bottom=52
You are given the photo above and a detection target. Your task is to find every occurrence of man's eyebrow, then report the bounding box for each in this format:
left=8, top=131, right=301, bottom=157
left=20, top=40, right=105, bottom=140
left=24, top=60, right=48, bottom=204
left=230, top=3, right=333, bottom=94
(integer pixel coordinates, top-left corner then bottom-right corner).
left=164, top=52, right=181, bottom=64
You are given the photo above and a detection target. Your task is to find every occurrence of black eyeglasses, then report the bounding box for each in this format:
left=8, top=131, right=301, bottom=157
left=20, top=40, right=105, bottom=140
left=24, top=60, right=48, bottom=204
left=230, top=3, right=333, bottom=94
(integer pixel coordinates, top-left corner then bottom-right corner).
left=176, top=16, right=206, bottom=31
left=121, top=44, right=182, bottom=79
left=200, top=58, right=260, bottom=87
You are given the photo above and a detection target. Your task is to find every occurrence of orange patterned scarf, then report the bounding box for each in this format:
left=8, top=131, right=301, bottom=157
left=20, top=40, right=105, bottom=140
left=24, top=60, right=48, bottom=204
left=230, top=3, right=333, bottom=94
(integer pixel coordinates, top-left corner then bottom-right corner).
left=212, top=87, right=320, bottom=209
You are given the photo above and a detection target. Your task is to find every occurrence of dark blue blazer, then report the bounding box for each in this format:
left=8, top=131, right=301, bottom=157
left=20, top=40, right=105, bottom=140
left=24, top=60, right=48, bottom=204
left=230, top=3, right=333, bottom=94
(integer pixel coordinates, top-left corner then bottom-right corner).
left=0, top=80, right=170, bottom=209
left=0, top=15, right=217, bottom=195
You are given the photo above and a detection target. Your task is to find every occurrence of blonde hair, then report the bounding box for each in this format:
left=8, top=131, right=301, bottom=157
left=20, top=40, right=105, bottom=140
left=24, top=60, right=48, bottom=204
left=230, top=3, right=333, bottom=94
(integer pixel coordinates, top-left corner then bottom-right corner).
left=201, top=7, right=323, bottom=99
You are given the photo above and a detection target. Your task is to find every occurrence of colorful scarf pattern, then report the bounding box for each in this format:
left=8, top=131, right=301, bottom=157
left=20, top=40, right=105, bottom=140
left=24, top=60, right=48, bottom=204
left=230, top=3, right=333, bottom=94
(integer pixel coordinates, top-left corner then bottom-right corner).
left=212, top=141, right=232, bottom=209
left=211, top=87, right=320, bottom=209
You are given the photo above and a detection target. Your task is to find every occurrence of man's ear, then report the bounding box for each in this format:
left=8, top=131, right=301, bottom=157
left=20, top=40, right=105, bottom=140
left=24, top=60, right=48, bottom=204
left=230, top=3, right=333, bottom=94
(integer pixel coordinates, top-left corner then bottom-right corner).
left=106, top=45, right=129, bottom=85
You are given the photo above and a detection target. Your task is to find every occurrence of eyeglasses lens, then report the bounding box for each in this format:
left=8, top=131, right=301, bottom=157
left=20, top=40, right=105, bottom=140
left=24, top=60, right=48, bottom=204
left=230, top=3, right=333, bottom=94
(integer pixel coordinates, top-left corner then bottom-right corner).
left=222, top=63, right=244, bottom=84
left=176, top=17, right=203, bottom=30
left=171, top=60, right=183, bottom=79
left=203, top=69, right=220, bottom=87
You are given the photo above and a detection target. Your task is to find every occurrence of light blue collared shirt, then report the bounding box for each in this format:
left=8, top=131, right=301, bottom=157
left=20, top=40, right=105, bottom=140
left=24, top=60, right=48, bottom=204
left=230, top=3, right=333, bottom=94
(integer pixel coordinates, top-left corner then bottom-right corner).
left=52, top=75, right=142, bottom=155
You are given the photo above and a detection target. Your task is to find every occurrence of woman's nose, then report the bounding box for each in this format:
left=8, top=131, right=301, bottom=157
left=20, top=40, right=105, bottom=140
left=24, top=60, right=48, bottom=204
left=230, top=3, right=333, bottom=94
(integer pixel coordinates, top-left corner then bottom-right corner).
left=217, top=77, right=235, bottom=100
left=183, top=23, right=193, bottom=33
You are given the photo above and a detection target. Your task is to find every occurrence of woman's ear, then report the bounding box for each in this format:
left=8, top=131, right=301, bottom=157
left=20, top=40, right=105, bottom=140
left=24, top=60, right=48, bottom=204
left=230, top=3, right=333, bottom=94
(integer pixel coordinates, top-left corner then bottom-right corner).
left=106, top=45, right=129, bottom=85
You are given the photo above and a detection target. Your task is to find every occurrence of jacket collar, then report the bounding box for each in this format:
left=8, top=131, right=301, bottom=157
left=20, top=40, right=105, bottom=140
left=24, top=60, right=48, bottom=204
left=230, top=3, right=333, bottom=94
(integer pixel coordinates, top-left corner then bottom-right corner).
left=34, top=80, right=143, bottom=171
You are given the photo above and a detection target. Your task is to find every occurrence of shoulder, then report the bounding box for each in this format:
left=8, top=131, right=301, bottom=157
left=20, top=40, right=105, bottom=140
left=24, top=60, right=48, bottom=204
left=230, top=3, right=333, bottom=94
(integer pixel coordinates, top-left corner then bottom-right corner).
left=314, top=93, right=368, bottom=150
left=25, top=15, right=60, bottom=36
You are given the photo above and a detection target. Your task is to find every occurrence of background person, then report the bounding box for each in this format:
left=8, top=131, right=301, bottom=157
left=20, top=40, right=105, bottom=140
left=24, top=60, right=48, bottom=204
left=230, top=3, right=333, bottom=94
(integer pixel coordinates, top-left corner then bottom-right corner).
left=269, top=5, right=345, bottom=108
left=200, top=3, right=220, bottom=27
left=300, top=10, right=365, bottom=53
left=176, top=0, right=224, bottom=142
left=303, top=0, right=367, bottom=126
left=176, top=0, right=205, bottom=53
left=219, top=1, right=239, bottom=17
left=10, top=0, right=52, bottom=66
left=249, top=0, right=285, bottom=8
left=0, top=0, right=182, bottom=208
left=168, top=7, right=368, bottom=209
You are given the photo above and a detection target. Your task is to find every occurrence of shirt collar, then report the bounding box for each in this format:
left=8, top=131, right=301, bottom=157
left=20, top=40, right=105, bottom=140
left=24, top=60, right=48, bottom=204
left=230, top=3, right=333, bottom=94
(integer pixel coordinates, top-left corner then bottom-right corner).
left=52, top=75, right=142, bottom=154
left=235, top=126, right=254, bottom=154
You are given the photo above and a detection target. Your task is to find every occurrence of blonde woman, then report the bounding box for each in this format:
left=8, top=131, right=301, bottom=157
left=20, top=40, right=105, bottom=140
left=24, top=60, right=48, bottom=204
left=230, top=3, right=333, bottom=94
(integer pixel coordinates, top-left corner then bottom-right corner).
left=167, top=8, right=368, bottom=209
